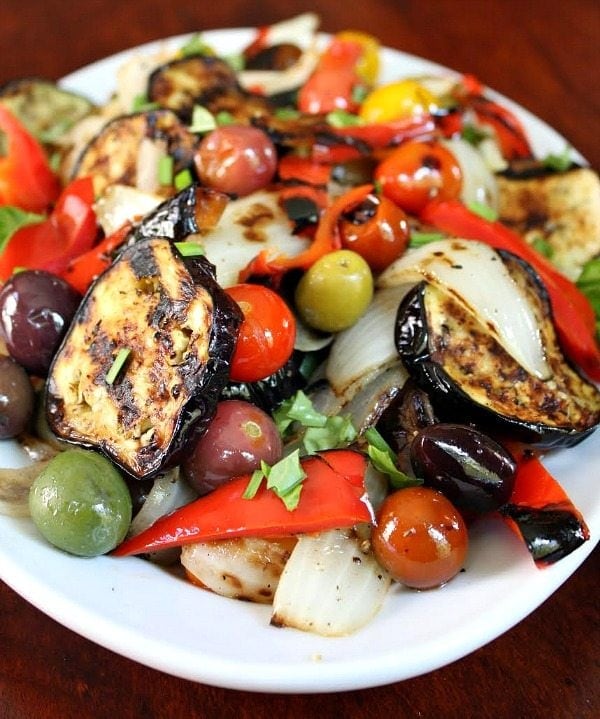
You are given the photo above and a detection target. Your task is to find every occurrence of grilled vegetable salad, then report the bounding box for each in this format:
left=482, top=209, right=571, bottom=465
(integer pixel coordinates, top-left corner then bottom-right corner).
left=1, top=13, right=599, bottom=637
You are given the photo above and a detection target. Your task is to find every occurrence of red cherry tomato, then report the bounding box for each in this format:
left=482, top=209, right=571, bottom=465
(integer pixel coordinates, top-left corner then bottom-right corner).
left=372, top=486, right=468, bottom=589
left=194, top=125, right=277, bottom=197
left=225, top=284, right=296, bottom=382
left=375, top=140, right=462, bottom=215
left=338, top=193, right=410, bottom=272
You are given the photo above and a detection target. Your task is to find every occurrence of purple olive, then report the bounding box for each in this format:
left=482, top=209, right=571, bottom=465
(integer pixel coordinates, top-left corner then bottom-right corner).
left=410, top=423, right=517, bottom=513
left=0, top=355, right=35, bottom=438
left=0, top=270, right=81, bottom=376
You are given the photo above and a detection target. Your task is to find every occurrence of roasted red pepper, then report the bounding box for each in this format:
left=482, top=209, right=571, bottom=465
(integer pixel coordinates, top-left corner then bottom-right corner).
left=113, top=449, right=373, bottom=555
left=298, top=37, right=363, bottom=114
left=0, top=106, right=61, bottom=212
left=420, top=199, right=600, bottom=380
left=61, top=221, right=132, bottom=294
left=241, top=183, right=374, bottom=279
left=499, top=448, right=589, bottom=565
left=0, top=176, right=97, bottom=281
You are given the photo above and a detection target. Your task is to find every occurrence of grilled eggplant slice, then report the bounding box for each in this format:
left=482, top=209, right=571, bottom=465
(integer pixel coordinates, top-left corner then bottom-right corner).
left=147, top=55, right=271, bottom=123
left=395, top=253, right=600, bottom=448
left=71, top=109, right=198, bottom=195
left=0, top=77, right=94, bottom=144
left=46, top=238, right=242, bottom=479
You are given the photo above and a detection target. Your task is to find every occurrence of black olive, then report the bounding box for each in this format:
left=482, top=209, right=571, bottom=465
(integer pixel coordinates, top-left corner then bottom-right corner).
left=410, top=423, right=516, bottom=513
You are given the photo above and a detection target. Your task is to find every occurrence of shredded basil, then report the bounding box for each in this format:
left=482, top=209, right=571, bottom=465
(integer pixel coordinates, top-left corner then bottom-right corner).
left=158, top=155, right=174, bottom=186
left=467, top=200, right=498, bottom=222
left=326, top=109, right=363, bottom=128
left=461, top=123, right=489, bottom=146
left=531, top=236, right=554, bottom=259
left=542, top=146, right=572, bottom=173
left=174, top=241, right=205, bottom=257
left=131, top=94, right=160, bottom=113
left=577, top=257, right=600, bottom=338
left=243, top=450, right=307, bottom=510
left=174, top=169, right=194, bottom=190
left=105, top=348, right=131, bottom=385
left=180, top=33, right=214, bottom=57
left=364, top=427, right=422, bottom=489
left=0, top=206, right=45, bottom=254
left=409, top=231, right=446, bottom=247
left=188, top=105, right=216, bottom=134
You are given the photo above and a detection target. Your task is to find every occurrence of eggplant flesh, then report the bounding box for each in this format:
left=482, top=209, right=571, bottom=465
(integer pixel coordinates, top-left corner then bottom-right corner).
left=395, top=254, right=600, bottom=448
left=147, top=55, right=271, bottom=123
left=46, top=238, right=242, bottom=479
left=71, top=109, right=198, bottom=195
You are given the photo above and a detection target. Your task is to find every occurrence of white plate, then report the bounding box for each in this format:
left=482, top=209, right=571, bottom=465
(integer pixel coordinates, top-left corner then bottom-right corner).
left=0, top=28, right=598, bottom=694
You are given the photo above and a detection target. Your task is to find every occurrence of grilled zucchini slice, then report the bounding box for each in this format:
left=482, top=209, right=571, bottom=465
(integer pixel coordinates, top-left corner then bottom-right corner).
left=395, top=253, right=600, bottom=448
left=46, top=238, right=242, bottom=479
left=0, top=77, right=94, bottom=144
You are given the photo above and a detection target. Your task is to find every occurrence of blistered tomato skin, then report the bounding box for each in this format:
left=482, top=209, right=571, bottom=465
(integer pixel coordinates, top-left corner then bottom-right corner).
left=372, top=486, right=468, bottom=589
left=226, top=284, right=296, bottom=383
left=375, top=140, right=462, bottom=215
left=339, top=194, right=410, bottom=272
left=0, top=270, right=81, bottom=376
left=183, top=400, right=283, bottom=495
left=194, top=125, right=277, bottom=197
left=28, top=448, right=132, bottom=557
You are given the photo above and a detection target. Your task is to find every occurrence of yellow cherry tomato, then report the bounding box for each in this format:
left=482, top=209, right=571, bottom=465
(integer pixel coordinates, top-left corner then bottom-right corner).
left=336, top=30, right=380, bottom=85
left=359, top=79, right=437, bottom=123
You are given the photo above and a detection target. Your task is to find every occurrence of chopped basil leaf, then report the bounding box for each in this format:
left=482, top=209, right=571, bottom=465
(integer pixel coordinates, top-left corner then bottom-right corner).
left=189, top=105, right=216, bottom=134
left=274, top=390, right=328, bottom=435
left=326, top=109, right=363, bottom=128
left=105, top=348, right=131, bottom=385
left=542, top=146, right=572, bottom=173
left=531, top=236, right=554, bottom=259
left=303, top=415, right=357, bottom=454
left=467, top=200, right=498, bottom=222
left=461, top=123, right=489, bottom=146
left=180, top=33, right=214, bottom=57
left=409, top=230, right=446, bottom=247
left=274, top=107, right=301, bottom=120
left=351, top=84, right=369, bottom=104
left=265, top=450, right=306, bottom=497
left=577, top=257, right=600, bottom=338
left=0, top=206, right=45, bottom=254
left=215, top=111, right=236, bottom=126
left=174, top=241, right=205, bottom=257
left=242, top=468, right=264, bottom=499
left=224, top=53, right=245, bottom=72
left=174, top=168, right=194, bottom=190
left=158, top=155, right=174, bottom=186
left=132, top=94, right=160, bottom=113
left=364, top=427, right=422, bottom=489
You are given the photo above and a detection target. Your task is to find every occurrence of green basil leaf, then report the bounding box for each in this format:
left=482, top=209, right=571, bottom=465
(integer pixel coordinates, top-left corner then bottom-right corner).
left=0, top=206, right=45, bottom=254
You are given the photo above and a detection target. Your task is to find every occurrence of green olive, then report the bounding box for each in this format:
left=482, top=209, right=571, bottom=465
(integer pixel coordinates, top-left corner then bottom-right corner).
left=295, top=249, right=374, bottom=332
left=29, top=449, right=132, bottom=557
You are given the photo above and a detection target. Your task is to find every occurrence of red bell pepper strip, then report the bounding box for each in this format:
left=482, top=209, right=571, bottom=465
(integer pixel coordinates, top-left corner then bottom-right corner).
left=113, top=449, right=373, bottom=556
left=0, top=176, right=97, bottom=281
left=278, top=154, right=332, bottom=186
left=0, top=106, right=61, bottom=212
left=420, top=199, right=600, bottom=380
left=298, top=37, right=363, bottom=114
left=240, top=183, right=373, bottom=279
left=499, top=448, right=589, bottom=565
left=61, top=221, right=133, bottom=294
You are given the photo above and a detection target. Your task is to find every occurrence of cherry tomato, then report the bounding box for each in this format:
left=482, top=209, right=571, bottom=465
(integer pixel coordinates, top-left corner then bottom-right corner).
left=183, top=400, right=283, bottom=495
left=225, top=284, right=296, bottom=383
left=375, top=140, right=462, bottom=215
left=372, top=486, right=468, bottom=589
left=194, top=125, right=277, bottom=197
left=338, top=193, right=410, bottom=272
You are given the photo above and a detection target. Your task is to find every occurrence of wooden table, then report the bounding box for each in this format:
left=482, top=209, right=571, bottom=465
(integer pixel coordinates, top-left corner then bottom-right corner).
left=1, top=1, right=598, bottom=716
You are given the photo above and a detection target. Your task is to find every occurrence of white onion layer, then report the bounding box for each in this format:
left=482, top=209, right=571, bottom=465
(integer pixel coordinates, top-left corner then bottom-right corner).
left=272, top=528, right=391, bottom=636
left=377, top=239, right=551, bottom=380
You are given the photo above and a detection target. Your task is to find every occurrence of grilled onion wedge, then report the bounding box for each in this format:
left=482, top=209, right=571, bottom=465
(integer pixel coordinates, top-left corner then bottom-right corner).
left=395, top=251, right=600, bottom=448
left=46, top=238, right=242, bottom=479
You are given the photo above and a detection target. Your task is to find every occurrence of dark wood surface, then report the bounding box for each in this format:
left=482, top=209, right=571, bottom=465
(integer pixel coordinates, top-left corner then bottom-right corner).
left=1, top=1, right=598, bottom=717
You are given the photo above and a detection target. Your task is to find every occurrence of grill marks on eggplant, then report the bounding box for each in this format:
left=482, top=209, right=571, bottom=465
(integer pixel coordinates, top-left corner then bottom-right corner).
left=71, top=109, right=198, bottom=195
left=147, top=55, right=272, bottom=123
left=396, top=254, right=600, bottom=447
left=46, top=238, right=242, bottom=478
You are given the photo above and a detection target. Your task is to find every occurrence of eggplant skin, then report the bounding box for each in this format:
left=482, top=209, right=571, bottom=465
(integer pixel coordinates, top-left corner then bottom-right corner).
left=46, top=238, right=242, bottom=479
left=147, top=54, right=271, bottom=123
left=395, top=256, right=600, bottom=449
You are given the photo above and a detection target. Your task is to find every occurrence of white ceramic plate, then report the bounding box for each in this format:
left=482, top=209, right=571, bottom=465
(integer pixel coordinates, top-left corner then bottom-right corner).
left=0, top=28, right=598, bottom=694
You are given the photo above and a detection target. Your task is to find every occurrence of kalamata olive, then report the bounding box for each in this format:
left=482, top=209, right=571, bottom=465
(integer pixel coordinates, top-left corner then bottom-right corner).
left=183, top=399, right=283, bottom=495
left=0, top=355, right=35, bottom=438
left=245, top=43, right=302, bottom=71
left=410, top=423, right=517, bottom=513
left=0, top=270, right=81, bottom=376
